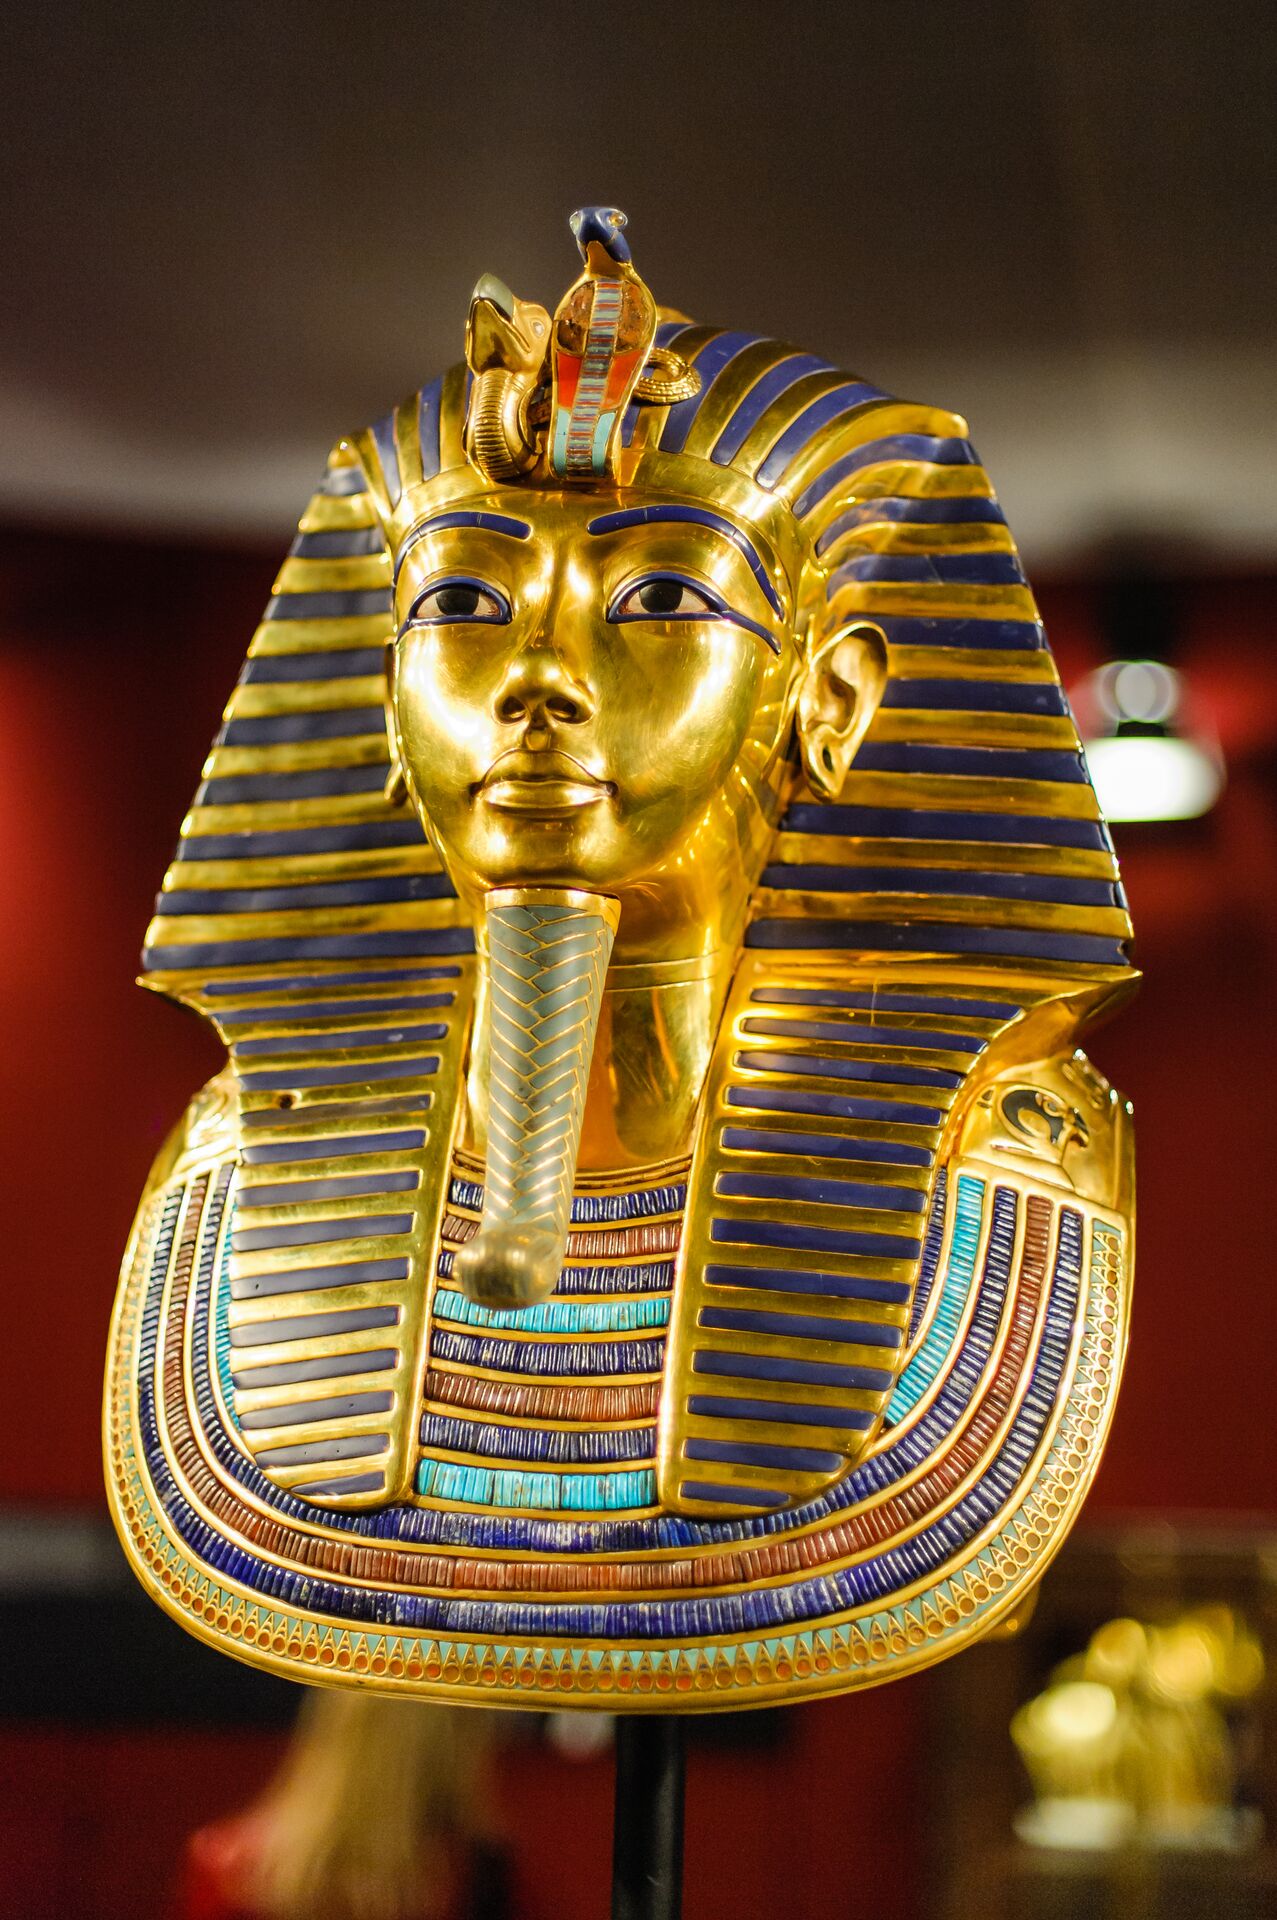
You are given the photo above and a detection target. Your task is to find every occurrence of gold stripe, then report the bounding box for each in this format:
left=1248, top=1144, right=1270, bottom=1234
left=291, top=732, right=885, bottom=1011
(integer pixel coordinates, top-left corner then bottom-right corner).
left=147, top=897, right=468, bottom=945
left=714, top=1109, right=938, bottom=1149
left=680, top=339, right=796, bottom=460
left=682, top=1374, right=884, bottom=1412
left=298, top=493, right=380, bottom=534
left=869, top=710, right=1080, bottom=750
left=242, top=1410, right=393, bottom=1451
left=347, top=428, right=392, bottom=521
left=182, top=793, right=400, bottom=833
left=713, top=1149, right=931, bottom=1193
left=272, top=555, right=392, bottom=594
left=772, top=834, right=1118, bottom=879
left=229, top=1236, right=420, bottom=1288
left=727, top=369, right=853, bottom=478
left=248, top=615, right=393, bottom=657
left=809, top=460, right=997, bottom=512
left=782, top=401, right=970, bottom=512
left=168, top=847, right=439, bottom=890
left=832, top=769, right=1102, bottom=818
left=226, top=676, right=387, bottom=720
left=887, top=646, right=1053, bottom=681
left=201, top=736, right=389, bottom=778
left=755, top=889, right=1131, bottom=936
left=438, top=363, right=469, bottom=472
left=396, top=391, right=424, bottom=493
left=821, top=521, right=1017, bottom=561
left=233, top=1367, right=401, bottom=1417
left=828, top=581, right=1039, bottom=621
left=733, top=1032, right=992, bottom=1076
left=237, top=1151, right=423, bottom=1190
left=708, top=1194, right=922, bottom=1240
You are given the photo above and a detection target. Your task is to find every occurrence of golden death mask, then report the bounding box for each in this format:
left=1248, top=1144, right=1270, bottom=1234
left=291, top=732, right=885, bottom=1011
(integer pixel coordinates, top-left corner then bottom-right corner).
left=106, top=207, right=1136, bottom=1710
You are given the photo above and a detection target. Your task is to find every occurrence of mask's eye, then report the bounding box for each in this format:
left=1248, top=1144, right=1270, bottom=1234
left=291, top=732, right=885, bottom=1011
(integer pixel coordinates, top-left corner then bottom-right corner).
left=609, top=573, right=723, bottom=622
left=407, top=576, right=510, bottom=625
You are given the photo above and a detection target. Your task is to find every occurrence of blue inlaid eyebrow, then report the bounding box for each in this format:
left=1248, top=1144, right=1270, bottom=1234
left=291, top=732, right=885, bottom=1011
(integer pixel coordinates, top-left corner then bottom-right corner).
left=585, top=505, right=784, bottom=619
left=394, top=510, right=532, bottom=579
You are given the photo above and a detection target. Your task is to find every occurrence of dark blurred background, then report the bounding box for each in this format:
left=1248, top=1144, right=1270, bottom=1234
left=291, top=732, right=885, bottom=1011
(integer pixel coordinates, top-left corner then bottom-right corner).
left=2, top=3, right=1275, bottom=1917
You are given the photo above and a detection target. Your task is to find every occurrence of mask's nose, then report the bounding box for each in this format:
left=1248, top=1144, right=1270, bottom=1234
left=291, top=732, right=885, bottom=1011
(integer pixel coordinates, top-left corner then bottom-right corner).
left=493, top=639, right=594, bottom=730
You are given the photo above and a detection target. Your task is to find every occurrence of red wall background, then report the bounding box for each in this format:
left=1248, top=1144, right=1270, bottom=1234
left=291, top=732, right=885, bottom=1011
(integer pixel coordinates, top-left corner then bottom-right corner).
left=2, top=525, right=1274, bottom=1918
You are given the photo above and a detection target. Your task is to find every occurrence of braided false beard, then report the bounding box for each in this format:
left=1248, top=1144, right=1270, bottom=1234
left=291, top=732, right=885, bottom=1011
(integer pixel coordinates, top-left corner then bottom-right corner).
left=452, top=889, right=619, bottom=1310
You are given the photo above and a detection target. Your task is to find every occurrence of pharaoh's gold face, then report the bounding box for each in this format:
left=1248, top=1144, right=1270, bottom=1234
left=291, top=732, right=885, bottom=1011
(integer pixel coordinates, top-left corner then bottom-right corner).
left=389, top=483, right=798, bottom=921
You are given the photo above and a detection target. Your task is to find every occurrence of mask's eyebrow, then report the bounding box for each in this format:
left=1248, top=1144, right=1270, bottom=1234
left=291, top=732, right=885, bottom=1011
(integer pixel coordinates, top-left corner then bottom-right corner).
left=585, top=505, right=784, bottom=619
left=394, top=510, right=532, bottom=581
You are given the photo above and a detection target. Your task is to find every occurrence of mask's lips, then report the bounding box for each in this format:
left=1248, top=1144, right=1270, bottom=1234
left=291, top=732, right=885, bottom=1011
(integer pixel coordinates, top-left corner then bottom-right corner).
left=476, top=747, right=615, bottom=812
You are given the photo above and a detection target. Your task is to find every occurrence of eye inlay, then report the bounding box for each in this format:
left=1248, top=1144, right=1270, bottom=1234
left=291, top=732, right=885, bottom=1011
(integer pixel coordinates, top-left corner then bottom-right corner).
left=407, top=576, right=511, bottom=627
left=607, top=571, right=781, bottom=654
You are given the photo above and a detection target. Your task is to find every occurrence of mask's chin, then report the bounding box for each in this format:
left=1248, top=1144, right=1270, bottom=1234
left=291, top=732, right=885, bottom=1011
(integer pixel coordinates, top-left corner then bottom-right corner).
left=451, top=885, right=621, bottom=1311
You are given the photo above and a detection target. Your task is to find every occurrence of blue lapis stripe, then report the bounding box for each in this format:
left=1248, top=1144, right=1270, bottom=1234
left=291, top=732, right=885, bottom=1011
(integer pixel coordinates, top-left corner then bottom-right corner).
left=205, top=965, right=460, bottom=996
left=221, top=708, right=387, bottom=746
left=417, top=377, right=443, bottom=480
left=851, top=743, right=1086, bottom=782
left=816, top=497, right=1007, bottom=550
left=241, top=1132, right=427, bottom=1166
left=658, top=331, right=762, bottom=452
left=291, top=528, right=386, bottom=559
left=715, top=1169, right=926, bottom=1213
left=793, top=435, right=978, bottom=520
left=321, top=466, right=368, bottom=498
left=235, top=1056, right=439, bottom=1093
left=725, top=1084, right=947, bottom=1127
left=881, top=679, right=1067, bottom=716
left=736, top=1049, right=961, bottom=1090
left=160, top=876, right=454, bottom=915
left=420, top=1416, right=655, bottom=1468
left=448, top=1177, right=687, bottom=1225
left=263, top=590, right=393, bottom=621
left=750, top=986, right=1023, bottom=1019
left=429, top=1330, right=665, bottom=1378
left=758, top=866, right=1118, bottom=908
left=196, top=765, right=390, bottom=806
left=223, top=995, right=452, bottom=1027
left=696, top=1306, right=902, bottom=1350
left=720, top=1127, right=933, bottom=1169
left=747, top=921, right=1130, bottom=966
left=827, top=553, right=1026, bottom=590
left=869, top=614, right=1046, bottom=652
left=755, top=382, right=888, bottom=489
left=704, top=1263, right=911, bottom=1308
left=144, top=929, right=476, bottom=970
left=177, top=820, right=426, bottom=861
left=778, top=803, right=1110, bottom=850
left=710, top=352, right=834, bottom=466
left=741, top=1015, right=986, bottom=1054
left=242, top=648, right=386, bottom=683
left=369, top=410, right=402, bottom=508
left=710, top=1218, right=920, bottom=1261
left=905, top=1168, right=949, bottom=1346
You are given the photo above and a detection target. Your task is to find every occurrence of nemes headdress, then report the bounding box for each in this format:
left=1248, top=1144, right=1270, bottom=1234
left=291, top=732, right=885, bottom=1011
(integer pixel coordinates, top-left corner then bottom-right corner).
left=107, top=209, right=1135, bottom=1710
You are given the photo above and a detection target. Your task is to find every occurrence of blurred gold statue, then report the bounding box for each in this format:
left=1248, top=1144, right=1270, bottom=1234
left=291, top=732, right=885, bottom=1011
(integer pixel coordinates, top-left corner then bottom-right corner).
left=1012, top=1607, right=1264, bottom=1850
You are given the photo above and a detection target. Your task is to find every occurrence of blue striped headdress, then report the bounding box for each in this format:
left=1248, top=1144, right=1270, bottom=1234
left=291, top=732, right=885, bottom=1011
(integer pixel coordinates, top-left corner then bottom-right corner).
left=144, top=326, right=1132, bottom=996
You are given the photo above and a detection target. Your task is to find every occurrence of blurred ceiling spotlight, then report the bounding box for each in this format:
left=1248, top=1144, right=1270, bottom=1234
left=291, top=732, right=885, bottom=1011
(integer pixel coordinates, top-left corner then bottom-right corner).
left=1072, top=659, right=1223, bottom=824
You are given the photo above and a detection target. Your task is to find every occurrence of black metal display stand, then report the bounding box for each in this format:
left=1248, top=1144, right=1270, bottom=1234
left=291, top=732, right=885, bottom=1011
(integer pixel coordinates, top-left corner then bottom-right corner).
left=610, top=1714, right=686, bottom=1920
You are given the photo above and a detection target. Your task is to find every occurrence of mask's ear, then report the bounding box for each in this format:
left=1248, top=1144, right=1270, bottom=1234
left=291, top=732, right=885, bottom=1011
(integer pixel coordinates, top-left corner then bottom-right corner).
left=383, top=637, right=411, bottom=808
left=795, top=621, right=888, bottom=800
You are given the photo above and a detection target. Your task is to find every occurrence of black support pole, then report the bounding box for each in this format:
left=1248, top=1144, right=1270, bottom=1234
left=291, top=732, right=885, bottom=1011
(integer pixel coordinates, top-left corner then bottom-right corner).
left=610, top=1713, right=686, bottom=1920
